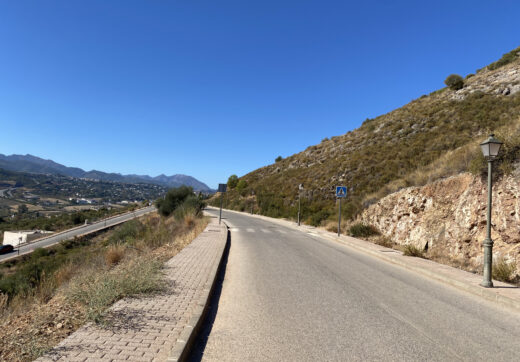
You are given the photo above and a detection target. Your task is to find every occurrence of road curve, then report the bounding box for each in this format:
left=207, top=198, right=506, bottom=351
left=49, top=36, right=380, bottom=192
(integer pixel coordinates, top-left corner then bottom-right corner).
left=0, top=206, right=155, bottom=262
left=193, top=209, right=520, bottom=361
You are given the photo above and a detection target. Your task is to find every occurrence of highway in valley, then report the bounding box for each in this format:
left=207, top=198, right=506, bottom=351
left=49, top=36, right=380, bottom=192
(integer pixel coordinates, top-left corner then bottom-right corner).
left=192, top=208, right=520, bottom=361
left=0, top=206, right=155, bottom=262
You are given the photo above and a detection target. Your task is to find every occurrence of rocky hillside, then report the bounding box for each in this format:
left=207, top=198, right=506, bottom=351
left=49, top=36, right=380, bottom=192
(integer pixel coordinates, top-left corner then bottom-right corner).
left=217, top=46, right=520, bottom=225
left=360, top=171, right=520, bottom=277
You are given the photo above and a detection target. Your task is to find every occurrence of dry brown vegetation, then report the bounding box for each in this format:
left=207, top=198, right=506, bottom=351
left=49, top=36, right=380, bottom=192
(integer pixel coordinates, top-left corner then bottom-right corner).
left=0, top=211, right=208, bottom=361
left=492, top=257, right=519, bottom=284
left=105, top=243, right=126, bottom=267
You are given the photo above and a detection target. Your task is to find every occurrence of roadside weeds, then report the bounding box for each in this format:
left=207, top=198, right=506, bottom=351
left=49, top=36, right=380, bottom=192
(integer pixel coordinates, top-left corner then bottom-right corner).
left=0, top=213, right=208, bottom=361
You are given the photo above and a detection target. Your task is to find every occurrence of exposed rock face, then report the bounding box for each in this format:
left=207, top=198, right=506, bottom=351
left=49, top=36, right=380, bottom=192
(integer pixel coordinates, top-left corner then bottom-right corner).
left=361, top=173, right=520, bottom=274
left=450, top=62, right=520, bottom=101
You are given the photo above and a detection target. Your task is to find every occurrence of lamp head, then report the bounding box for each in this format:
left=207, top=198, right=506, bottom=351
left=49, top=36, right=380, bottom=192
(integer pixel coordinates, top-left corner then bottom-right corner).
left=480, top=134, right=503, bottom=159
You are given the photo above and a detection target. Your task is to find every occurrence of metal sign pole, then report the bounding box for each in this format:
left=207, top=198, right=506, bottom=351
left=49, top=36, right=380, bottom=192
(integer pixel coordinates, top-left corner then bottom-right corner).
left=338, top=197, right=341, bottom=237
left=297, top=184, right=303, bottom=226
left=219, top=192, right=223, bottom=225
left=335, top=186, right=347, bottom=237
left=298, top=193, right=301, bottom=226
left=217, top=183, right=227, bottom=225
left=250, top=190, right=254, bottom=214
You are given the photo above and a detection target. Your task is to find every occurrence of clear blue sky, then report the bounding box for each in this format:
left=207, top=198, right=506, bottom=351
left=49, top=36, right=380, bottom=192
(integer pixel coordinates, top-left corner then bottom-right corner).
left=1, top=1, right=519, bottom=189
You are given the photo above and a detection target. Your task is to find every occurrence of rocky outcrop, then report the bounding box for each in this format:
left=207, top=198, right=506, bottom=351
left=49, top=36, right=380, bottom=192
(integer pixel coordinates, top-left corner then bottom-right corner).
left=361, top=173, right=520, bottom=274
left=450, top=62, right=520, bottom=101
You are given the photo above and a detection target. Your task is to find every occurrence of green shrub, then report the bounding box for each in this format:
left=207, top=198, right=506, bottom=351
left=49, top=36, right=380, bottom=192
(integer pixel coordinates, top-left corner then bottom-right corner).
left=468, top=153, right=487, bottom=176
left=487, top=46, right=520, bottom=71
left=444, top=74, right=464, bottom=90
left=227, top=174, right=239, bottom=189
left=17, top=204, right=28, bottom=214
left=106, top=219, right=144, bottom=245
left=71, top=213, right=86, bottom=225
left=236, top=179, right=248, bottom=193
left=275, top=156, right=283, bottom=162
left=156, top=186, right=194, bottom=217
left=0, top=247, right=70, bottom=298
left=348, top=223, right=380, bottom=238
left=402, top=244, right=424, bottom=258
left=173, top=195, right=205, bottom=220
left=309, top=209, right=331, bottom=226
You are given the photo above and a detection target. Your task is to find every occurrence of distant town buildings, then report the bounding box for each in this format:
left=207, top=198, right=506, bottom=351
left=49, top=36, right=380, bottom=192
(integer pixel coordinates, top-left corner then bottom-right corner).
left=68, top=197, right=96, bottom=205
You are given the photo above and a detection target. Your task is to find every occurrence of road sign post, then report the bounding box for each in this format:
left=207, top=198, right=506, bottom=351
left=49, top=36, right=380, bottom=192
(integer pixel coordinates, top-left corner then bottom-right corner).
left=335, top=186, right=347, bottom=237
left=251, top=190, right=255, bottom=214
left=298, top=184, right=304, bottom=226
left=218, top=183, right=227, bottom=225
left=338, top=198, right=341, bottom=237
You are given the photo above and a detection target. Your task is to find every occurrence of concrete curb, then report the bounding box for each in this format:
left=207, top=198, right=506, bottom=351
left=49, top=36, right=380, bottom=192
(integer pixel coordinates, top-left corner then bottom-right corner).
left=167, top=217, right=229, bottom=362
left=211, top=206, right=520, bottom=313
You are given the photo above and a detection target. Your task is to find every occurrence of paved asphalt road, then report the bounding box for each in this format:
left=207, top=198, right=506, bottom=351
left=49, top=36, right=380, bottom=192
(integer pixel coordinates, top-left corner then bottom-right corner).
left=195, top=209, right=520, bottom=361
left=0, top=206, right=155, bottom=262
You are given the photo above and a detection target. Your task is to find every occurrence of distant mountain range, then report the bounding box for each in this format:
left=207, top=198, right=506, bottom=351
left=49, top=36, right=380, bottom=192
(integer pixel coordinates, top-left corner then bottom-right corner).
left=0, top=154, right=213, bottom=192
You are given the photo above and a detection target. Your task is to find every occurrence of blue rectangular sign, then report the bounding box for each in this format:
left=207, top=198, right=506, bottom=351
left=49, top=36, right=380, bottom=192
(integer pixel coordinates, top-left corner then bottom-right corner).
left=336, top=186, right=347, bottom=198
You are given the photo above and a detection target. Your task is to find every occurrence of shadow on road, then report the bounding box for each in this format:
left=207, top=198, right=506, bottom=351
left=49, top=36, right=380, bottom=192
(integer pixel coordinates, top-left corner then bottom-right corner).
left=186, top=230, right=231, bottom=361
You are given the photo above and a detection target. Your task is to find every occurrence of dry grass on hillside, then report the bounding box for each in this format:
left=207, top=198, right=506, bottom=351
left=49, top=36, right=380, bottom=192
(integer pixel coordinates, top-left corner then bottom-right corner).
left=211, top=51, right=520, bottom=226
left=362, top=115, right=520, bottom=205
left=0, top=212, right=208, bottom=362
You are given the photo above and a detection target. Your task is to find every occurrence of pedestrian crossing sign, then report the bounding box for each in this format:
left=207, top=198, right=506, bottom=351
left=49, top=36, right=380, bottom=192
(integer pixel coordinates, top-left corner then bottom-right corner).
left=336, top=186, right=347, bottom=198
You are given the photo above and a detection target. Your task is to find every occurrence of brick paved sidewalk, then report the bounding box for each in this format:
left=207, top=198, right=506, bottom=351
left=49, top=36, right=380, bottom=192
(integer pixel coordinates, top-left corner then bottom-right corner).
left=37, top=218, right=227, bottom=362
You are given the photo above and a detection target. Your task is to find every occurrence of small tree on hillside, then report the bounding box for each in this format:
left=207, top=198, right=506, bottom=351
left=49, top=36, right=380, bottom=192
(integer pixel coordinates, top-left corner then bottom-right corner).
left=156, top=185, right=193, bottom=216
left=444, top=74, right=464, bottom=90
left=236, top=179, right=248, bottom=193
left=275, top=156, right=283, bottom=162
left=17, top=204, right=28, bottom=214
left=227, top=174, right=239, bottom=189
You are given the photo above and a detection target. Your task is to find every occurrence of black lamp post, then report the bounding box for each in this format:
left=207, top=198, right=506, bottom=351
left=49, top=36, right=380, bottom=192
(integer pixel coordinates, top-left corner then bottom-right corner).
left=479, top=134, right=503, bottom=288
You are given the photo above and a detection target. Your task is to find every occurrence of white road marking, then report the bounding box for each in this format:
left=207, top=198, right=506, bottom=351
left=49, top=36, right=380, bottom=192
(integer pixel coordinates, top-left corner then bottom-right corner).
left=230, top=228, right=240, bottom=232
left=246, top=228, right=255, bottom=233
left=261, top=229, right=272, bottom=233
left=278, top=230, right=287, bottom=234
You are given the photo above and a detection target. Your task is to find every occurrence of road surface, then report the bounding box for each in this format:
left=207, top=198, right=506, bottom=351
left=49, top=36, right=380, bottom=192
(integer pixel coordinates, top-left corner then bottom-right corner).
left=0, top=206, right=155, bottom=262
left=193, top=209, right=520, bottom=361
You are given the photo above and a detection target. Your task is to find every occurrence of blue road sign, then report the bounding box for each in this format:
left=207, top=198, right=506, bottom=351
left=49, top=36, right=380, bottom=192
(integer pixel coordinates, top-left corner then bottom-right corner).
left=336, top=186, right=347, bottom=198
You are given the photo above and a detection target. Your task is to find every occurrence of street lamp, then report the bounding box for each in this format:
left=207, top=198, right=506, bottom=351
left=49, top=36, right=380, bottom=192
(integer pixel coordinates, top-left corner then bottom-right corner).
left=479, top=134, right=503, bottom=288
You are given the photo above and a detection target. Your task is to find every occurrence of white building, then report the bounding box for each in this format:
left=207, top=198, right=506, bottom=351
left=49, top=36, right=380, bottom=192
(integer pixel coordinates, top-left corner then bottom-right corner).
left=3, top=230, right=54, bottom=247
